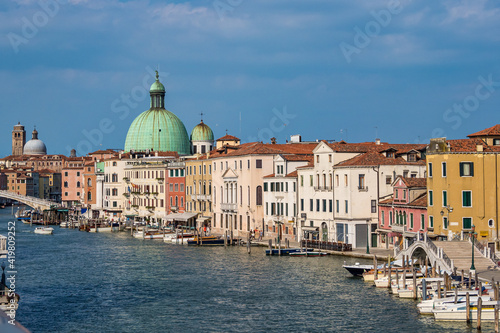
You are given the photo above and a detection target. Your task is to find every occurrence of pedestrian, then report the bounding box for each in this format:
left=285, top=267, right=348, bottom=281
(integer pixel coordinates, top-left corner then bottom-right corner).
left=259, top=230, right=263, bottom=241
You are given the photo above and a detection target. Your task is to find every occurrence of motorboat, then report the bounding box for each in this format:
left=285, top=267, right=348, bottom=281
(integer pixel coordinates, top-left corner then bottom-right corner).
left=289, top=251, right=328, bottom=257
left=433, top=300, right=500, bottom=321
left=60, top=221, right=69, bottom=228
left=89, top=226, right=112, bottom=233
left=34, top=227, right=54, bottom=235
left=343, top=262, right=373, bottom=277
left=418, top=294, right=486, bottom=315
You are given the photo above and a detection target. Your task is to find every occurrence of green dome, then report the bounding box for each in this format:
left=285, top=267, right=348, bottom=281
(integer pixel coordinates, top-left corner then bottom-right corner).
left=124, top=109, right=191, bottom=155
left=150, top=80, right=165, bottom=92
left=191, top=120, right=214, bottom=142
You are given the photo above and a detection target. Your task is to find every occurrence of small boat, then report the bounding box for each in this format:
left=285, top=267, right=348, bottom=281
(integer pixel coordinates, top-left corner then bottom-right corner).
left=34, top=227, right=54, bottom=235
left=343, top=262, right=374, bottom=277
left=89, top=226, right=112, bottom=233
left=265, top=248, right=315, bottom=256
left=60, top=222, right=69, bottom=228
left=418, top=294, right=486, bottom=315
left=187, top=236, right=234, bottom=246
left=289, top=251, right=328, bottom=257
left=433, top=300, right=500, bottom=321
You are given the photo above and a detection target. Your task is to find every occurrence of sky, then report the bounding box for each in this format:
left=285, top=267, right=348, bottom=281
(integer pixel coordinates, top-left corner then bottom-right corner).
left=0, top=0, right=499, bottom=157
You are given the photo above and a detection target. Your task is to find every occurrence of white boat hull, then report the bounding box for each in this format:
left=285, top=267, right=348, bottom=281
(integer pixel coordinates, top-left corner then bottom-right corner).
left=34, top=227, right=54, bottom=235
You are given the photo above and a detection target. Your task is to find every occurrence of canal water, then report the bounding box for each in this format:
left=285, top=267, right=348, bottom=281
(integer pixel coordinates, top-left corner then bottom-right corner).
left=0, top=209, right=493, bottom=332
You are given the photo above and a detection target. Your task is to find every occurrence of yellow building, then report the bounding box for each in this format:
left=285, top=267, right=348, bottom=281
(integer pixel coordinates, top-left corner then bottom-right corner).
left=185, top=154, right=212, bottom=229
left=426, top=125, right=500, bottom=246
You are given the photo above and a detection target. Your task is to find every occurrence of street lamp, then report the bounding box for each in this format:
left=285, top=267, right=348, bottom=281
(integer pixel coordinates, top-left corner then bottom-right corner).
left=470, top=224, right=476, bottom=271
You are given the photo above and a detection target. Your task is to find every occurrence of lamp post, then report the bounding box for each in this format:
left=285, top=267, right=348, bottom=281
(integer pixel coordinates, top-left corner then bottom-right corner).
left=470, top=224, right=476, bottom=272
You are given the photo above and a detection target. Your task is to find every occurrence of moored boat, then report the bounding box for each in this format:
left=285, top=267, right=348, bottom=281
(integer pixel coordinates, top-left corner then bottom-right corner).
left=343, top=262, right=373, bottom=277
left=34, top=227, right=54, bottom=235
left=290, top=251, right=328, bottom=257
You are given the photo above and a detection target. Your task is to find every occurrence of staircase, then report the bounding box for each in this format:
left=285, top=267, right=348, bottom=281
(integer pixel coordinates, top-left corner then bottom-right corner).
left=435, top=241, right=497, bottom=274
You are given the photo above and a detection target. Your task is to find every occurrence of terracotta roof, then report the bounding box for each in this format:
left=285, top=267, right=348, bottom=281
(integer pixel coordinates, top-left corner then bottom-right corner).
left=285, top=170, right=298, bottom=177
left=217, top=134, right=240, bottom=141
left=335, top=151, right=425, bottom=167
left=263, top=173, right=276, bottom=178
left=401, top=177, right=426, bottom=188
left=326, top=142, right=426, bottom=154
left=211, top=142, right=316, bottom=158
left=281, top=154, right=314, bottom=162
left=446, top=138, right=500, bottom=152
left=468, top=124, right=500, bottom=137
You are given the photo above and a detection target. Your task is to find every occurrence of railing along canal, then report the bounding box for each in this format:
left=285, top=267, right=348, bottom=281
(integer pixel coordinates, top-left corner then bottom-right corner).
left=301, top=240, right=352, bottom=252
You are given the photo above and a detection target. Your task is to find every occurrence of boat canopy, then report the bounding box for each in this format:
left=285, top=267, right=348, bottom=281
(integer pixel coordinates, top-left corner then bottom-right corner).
left=166, top=212, right=198, bottom=222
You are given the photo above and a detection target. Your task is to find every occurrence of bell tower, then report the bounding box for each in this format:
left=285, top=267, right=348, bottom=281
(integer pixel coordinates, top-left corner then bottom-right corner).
left=12, top=122, right=26, bottom=156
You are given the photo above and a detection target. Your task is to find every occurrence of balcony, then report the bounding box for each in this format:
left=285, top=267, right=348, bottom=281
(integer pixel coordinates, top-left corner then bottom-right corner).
left=195, top=194, right=212, bottom=201
left=314, top=186, right=332, bottom=192
left=221, top=203, right=237, bottom=212
left=358, top=186, right=369, bottom=192
left=391, top=224, right=406, bottom=233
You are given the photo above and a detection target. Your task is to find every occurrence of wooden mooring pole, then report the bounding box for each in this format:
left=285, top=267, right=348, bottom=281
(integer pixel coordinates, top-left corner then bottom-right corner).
left=466, top=292, right=471, bottom=324
left=413, top=268, right=417, bottom=300
left=477, top=297, right=482, bottom=330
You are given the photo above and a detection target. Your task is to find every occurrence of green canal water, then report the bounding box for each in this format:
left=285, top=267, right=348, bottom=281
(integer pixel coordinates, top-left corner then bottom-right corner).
left=0, top=209, right=493, bottom=332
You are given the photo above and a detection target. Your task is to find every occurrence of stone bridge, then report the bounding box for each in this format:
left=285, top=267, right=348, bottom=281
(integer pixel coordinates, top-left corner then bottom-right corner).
left=0, top=190, right=61, bottom=211
left=395, top=235, right=454, bottom=273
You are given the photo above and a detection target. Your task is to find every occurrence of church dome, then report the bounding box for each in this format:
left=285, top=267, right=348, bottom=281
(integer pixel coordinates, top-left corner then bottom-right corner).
left=24, top=128, right=47, bottom=155
left=191, top=120, right=214, bottom=142
left=124, top=72, right=190, bottom=155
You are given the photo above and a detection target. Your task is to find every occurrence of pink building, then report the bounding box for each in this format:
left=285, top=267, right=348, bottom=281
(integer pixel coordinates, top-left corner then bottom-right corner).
left=166, top=163, right=186, bottom=214
left=378, top=177, right=427, bottom=249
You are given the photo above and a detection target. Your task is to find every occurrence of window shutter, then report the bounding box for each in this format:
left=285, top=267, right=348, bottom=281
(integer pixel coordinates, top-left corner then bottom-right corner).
left=459, top=163, right=464, bottom=177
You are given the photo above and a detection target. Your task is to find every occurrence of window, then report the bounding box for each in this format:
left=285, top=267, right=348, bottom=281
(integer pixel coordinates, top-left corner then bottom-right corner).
left=381, top=212, right=385, bottom=226
left=463, top=217, right=472, bottom=229
left=300, top=199, right=304, bottom=211
left=386, top=176, right=392, bottom=184
left=300, top=176, right=304, bottom=187
left=270, top=183, right=275, bottom=192
left=309, top=199, right=313, bottom=211
left=429, top=190, right=433, bottom=206
left=316, top=155, right=319, bottom=163
left=489, top=219, right=494, bottom=228
left=428, top=163, right=433, bottom=177
left=494, top=139, right=500, bottom=146
left=345, top=200, right=348, bottom=213
left=443, top=217, right=448, bottom=230
left=358, top=174, right=365, bottom=189
left=344, top=175, right=348, bottom=186
left=329, top=154, right=332, bottom=162
left=87, top=192, right=92, bottom=200
left=256, top=186, right=262, bottom=206
left=247, top=160, right=250, bottom=169
left=64, top=181, right=68, bottom=188
left=462, top=191, right=472, bottom=207
left=460, top=162, right=474, bottom=177
left=256, top=160, right=262, bottom=169
left=442, top=191, right=447, bottom=207
left=321, top=199, right=325, bottom=212
left=371, top=200, right=376, bottom=213
left=329, top=200, right=332, bottom=213
left=429, top=216, right=434, bottom=228
left=64, top=172, right=68, bottom=176
left=442, top=162, right=447, bottom=177
left=336, top=175, right=339, bottom=186
left=389, top=211, right=393, bottom=225
left=336, top=200, right=339, bottom=213
left=410, top=213, right=414, bottom=229
left=310, top=175, right=313, bottom=186
left=420, top=214, right=425, bottom=230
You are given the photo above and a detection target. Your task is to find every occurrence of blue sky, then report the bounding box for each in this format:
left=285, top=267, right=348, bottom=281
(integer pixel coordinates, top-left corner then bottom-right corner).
left=1, top=0, right=499, bottom=157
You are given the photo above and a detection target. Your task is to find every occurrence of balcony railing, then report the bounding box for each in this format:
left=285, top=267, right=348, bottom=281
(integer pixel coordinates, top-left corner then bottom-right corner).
left=221, top=203, right=237, bottom=211
left=314, top=186, right=332, bottom=191
left=195, top=194, right=212, bottom=201
left=391, top=224, right=406, bottom=233
left=358, top=186, right=369, bottom=192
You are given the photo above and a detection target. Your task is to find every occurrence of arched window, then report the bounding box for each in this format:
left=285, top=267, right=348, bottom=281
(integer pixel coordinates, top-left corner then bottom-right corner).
left=256, top=186, right=263, bottom=206
left=321, top=222, right=328, bottom=241
left=170, top=197, right=173, bottom=206
left=180, top=197, right=184, bottom=207
left=213, top=186, right=216, bottom=204
left=87, top=178, right=92, bottom=187
left=87, top=192, right=92, bottom=201
left=77, top=181, right=81, bottom=188
left=175, top=196, right=178, bottom=207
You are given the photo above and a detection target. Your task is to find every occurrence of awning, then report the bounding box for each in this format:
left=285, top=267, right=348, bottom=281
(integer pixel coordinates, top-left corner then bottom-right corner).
left=166, top=212, right=198, bottom=222
left=81, top=208, right=88, bottom=214
left=376, top=228, right=390, bottom=233
left=124, top=214, right=137, bottom=218
left=301, top=226, right=319, bottom=232
left=57, top=209, right=69, bottom=212
left=196, top=216, right=211, bottom=223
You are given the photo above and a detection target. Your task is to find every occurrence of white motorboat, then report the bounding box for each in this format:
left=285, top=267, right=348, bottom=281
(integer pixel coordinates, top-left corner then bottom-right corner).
left=170, top=237, right=195, bottom=244
left=89, top=226, right=112, bottom=233
left=60, top=222, right=69, bottom=228
left=418, top=294, right=488, bottom=315
left=34, top=227, right=54, bottom=235
left=433, top=300, right=500, bottom=321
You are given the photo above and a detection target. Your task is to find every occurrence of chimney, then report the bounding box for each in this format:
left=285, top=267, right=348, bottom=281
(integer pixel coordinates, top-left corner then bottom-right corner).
left=375, top=138, right=381, bottom=145
left=271, top=137, right=276, bottom=144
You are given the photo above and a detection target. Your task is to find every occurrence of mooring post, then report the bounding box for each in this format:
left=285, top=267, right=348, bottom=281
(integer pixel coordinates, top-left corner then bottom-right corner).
left=269, top=239, right=272, bottom=255
left=247, top=234, right=251, bottom=254
left=437, top=281, right=441, bottom=299
left=466, top=292, right=471, bottom=324
left=495, top=304, right=499, bottom=333
left=477, top=297, right=482, bottom=330
left=413, top=268, right=417, bottom=300
left=421, top=278, right=427, bottom=300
